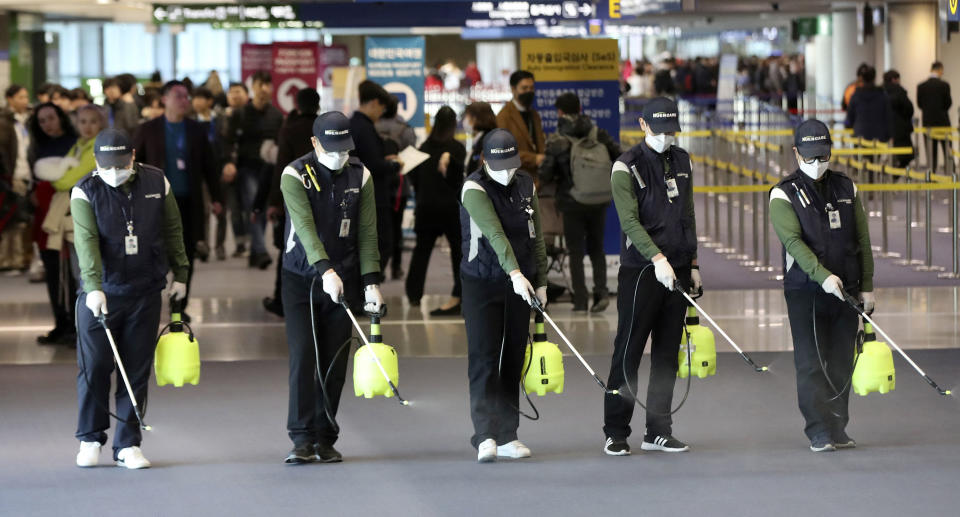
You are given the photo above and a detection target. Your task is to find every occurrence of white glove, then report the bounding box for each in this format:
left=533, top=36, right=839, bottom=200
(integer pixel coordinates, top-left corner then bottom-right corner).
left=653, top=254, right=677, bottom=291
left=510, top=270, right=536, bottom=305
left=690, top=268, right=702, bottom=293
left=535, top=286, right=548, bottom=307
left=62, top=156, right=80, bottom=169
left=168, top=281, right=187, bottom=302
left=821, top=274, right=844, bottom=301
left=364, top=284, right=385, bottom=314
left=322, top=269, right=344, bottom=304
left=85, top=290, right=108, bottom=318
left=860, top=291, right=875, bottom=315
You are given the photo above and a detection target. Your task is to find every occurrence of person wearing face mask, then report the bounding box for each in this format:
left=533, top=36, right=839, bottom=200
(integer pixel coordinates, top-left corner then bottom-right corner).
left=463, top=101, right=498, bottom=173
left=496, top=70, right=546, bottom=179
left=603, top=97, right=700, bottom=457
left=278, top=112, right=382, bottom=464
left=769, top=119, right=874, bottom=453
left=460, top=129, right=548, bottom=463
left=70, top=129, right=189, bottom=469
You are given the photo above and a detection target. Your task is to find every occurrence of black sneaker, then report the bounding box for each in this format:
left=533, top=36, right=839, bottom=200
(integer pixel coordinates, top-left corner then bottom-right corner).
left=591, top=295, right=609, bottom=313
left=572, top=302, right=588, bottom=313
left=314, top=443, right=343, bottom=463
left=809, top=434, right=836, bottom=452
left=215, top=245, right=226, bottom=261
left=37, top=326, right=66, bottom=345
left=250, top=253, right=273, bottom=270
left=263, top=297, right=284, bottom=317
left=604, top=437, right=631, bottom=456
left=232, top=243, right=247, bottom=258
left=833, top=431, right=856, bottom=449
left=284, top=444, right=317, bottom=464
left=641, top=434, right=690, bottom=452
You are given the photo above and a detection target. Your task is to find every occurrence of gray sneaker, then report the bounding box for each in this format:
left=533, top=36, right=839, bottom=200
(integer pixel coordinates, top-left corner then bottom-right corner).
left=809, top=434, right=836, bottom=452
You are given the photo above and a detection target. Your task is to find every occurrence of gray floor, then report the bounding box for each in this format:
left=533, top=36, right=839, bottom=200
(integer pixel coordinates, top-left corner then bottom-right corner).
left=1, top=353, right=959, bottom=517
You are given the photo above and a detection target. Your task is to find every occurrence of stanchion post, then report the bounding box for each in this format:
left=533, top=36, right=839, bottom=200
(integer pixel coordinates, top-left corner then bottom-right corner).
left=916, top=166, right=945, bottom=272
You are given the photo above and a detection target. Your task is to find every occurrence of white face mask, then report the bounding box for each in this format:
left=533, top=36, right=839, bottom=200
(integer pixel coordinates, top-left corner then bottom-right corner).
left=798, top=156, right=830, bottom=180
left=316, top=147, right=350, bottom=171
left=463, top=119, right=473, bottom=134
left=645, top=133, right=675, bottom=154
left=98, top=167, right=133, bottom=188
left=485, top=163, right=517, bottom=186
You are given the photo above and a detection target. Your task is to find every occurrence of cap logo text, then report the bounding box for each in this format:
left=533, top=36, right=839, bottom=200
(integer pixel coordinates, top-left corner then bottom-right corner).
left=489, top=147, right=515, bottom=154
left=324, top=129, right=349, bottom=136
left=801, top=135, right=828, bottom=142
left=98, top=145, right=128, bottom=152
left=651, top=112, right=677, bottom=118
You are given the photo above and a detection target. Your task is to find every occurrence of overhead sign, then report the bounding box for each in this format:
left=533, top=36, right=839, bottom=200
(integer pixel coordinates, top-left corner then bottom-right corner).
left=152, top=3, right=320, bottom=28
left=240, top=43, right=273, bottom=93
left=365, top=37, right=426, bottom=127
left=598, top=0, right=682, bottom=19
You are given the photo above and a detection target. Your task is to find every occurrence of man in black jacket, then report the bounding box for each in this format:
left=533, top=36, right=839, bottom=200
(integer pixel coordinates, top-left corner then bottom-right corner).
left=222, top=71, right=284, bottom=270
left=845, top=66, right=891, bottom=143
left=539, top=92, right=620, bottom=312
left=883, top=70, right=915, bottom=168
left=261, top=88, right=320, bottom=317
left=350, top=80, right=402, bottom=276
left=916, top=62, right=953, bottom=172
left=133, top=80, right=222, bottom=313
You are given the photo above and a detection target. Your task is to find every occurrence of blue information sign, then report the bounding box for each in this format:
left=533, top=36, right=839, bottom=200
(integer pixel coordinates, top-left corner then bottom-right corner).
left=365, top=36, right=426, bottom=127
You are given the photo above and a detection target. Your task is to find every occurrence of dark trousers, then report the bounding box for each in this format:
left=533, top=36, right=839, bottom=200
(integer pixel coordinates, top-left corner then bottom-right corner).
left=785, top=289, right=859, bottom=441
left=387, top=198, right=406, bottom=273
left=376, top=204, right=394, bottom=278
left=272, top=214, right=285, bottom=303
left=174, top=195, right=197, bottom=307
left=76, top=291, right=161, bottom=457
left=603, top=265, right=689, bottom=440
left=462, top=273, right=530, bottom=448
left=281, top=270, right=354, bottom=447
left=925, top=135, right=951, bottom=173
left=217, top=181, right=247, bottom=247
left=405, top=219, right=462, bottom=303
left=561, top=202, right=608, bottom=306
left=41, top=249, right=76, bottom=331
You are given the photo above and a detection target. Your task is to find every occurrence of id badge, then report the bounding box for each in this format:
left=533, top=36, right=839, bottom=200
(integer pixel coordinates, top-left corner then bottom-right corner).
left=339, top=218, right=351, bottom=238
left=665, top=177, right=680, bottom=199
left=176, top=158, right=186, bottom=171
left=125, top=235, right=139, bottom=255
left=528, top=219, right=536, bottom=238
left=828, top=209, right=841, bottom=230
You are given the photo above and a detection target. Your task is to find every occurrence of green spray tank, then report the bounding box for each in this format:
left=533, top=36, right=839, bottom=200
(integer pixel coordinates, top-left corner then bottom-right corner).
left=522, top=312, right=564, bottom=396
left=154, top=298, right=200, bottom=387
left=677, top=306, right=716, bottom=379
left=353, top=314, right=400, bottom=399
left=852, top=322, right=896, bottom=396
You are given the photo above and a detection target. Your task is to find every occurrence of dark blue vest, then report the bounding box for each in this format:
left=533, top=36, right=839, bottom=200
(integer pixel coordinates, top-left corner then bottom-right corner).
left=617, top=142, right=697, bottom=269
left=282, top=152, right=364, bottom=278
left=776, top=170, right=862, bottom=294
left=459, top=169, right=537, bottom=283
left=76, top=163, right=169, bottom=296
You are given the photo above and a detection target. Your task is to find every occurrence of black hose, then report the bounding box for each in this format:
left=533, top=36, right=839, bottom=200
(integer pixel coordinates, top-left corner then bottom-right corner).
left=309, top=277, right=359, bottom=435
left=618, top=264, right=693, bottom=417
left=811, top=294, right=860, bottom=411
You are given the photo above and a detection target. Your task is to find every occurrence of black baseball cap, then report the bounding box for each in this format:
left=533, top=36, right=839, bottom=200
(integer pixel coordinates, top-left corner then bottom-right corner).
left=641, top=96, right=681, bottom=134
left=482, top=129, right=522, bottom=170
left=312, top=111, right=355, bottom=152
left=794, top=119, right=832, bottom=158
left=93, top=129, right=133, bottom=169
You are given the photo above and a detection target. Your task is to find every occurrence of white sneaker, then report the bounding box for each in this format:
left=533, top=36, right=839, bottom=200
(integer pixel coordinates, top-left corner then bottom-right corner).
left=76, top=441, right=101, bottom=467
left=496, top=440, right=531, bottom=459
left=477, top=438, right=497, bottom=463
left=116, top=446, right=151, bottom=469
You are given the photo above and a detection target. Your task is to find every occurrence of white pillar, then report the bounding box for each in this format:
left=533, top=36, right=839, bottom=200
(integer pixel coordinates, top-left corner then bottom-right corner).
left=831, top=9, right=877, bottom=104
left=808, top=14, right=834, bottom=113
left=888, top=2, right=937, bottom=119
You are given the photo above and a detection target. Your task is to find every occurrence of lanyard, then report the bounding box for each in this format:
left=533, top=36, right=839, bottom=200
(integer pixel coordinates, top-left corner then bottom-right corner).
left=117, top=189, right=135, bottom=236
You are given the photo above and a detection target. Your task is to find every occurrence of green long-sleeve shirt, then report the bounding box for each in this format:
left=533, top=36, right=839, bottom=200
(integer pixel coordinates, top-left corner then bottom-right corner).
left=461, top=180, right=548, bottom=288
left=52, top=138, right=97, bottom=192
left=280, top=165, right=380, bottom=280
left=71, top=172, right=190, bottom=292
left=610, top=156, right=698, bottom=261
left=769, top=178, right=874, bottom=292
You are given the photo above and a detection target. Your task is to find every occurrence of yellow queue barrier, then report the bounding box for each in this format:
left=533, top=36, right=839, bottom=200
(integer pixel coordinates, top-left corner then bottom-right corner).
left=693, top=182, right=960, bottom=194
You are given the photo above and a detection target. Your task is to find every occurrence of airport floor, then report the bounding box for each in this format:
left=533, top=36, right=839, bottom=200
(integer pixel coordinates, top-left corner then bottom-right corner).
left=1, top=206, right=959, bottom=515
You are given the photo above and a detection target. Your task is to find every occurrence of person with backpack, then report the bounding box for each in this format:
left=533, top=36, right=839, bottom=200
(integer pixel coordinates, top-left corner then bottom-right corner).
left=539, top=92, right=620, bottom=312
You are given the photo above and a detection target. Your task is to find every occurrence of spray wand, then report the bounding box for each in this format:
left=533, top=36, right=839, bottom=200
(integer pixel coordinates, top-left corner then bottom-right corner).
left=98, top=315, right=152, bottom=431
left=679, top=290, right=769, bottom=373
left=530, top=298, right=619, bottom=395
left=842, top=292, right=951, bottom=396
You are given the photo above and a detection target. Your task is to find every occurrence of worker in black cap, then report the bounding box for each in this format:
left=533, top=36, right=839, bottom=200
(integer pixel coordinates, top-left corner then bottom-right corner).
left=603, top=96, right=700, bottom=457
left=279, top=111, right=382, bottom=464
left=460, top=128, right=548, bottom=463
left=770, top=119, right=874, bottom=452
left=71, top=128, right=190, bottom=469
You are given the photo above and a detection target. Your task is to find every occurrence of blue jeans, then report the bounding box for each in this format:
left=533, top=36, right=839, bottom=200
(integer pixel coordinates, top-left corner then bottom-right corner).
left=238, top=165, right=267, bottom=256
